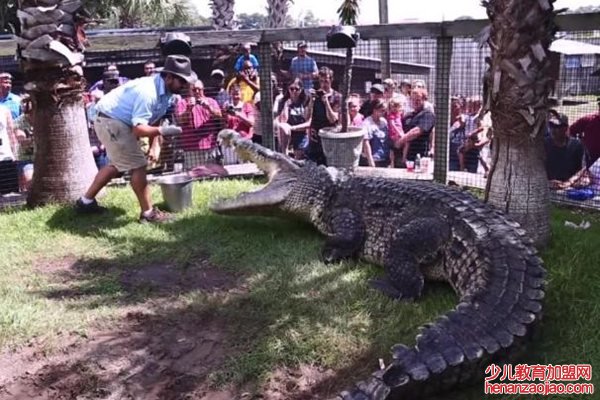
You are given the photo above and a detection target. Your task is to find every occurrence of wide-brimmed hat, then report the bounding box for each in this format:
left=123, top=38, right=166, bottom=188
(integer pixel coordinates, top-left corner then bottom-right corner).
left=159, top=55, right=197, bottom=84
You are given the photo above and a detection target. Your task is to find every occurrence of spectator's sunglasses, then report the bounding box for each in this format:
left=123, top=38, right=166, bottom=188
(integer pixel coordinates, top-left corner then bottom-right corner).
left=289, top=86, right=300, bottom=92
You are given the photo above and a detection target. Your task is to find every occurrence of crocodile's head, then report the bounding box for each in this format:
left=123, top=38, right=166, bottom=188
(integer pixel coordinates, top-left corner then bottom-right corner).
left=210, top=129, right=338, bottom=222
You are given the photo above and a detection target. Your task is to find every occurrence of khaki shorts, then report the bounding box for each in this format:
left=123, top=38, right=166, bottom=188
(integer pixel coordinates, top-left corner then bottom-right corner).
left=95, top=116, right=147, bottom=172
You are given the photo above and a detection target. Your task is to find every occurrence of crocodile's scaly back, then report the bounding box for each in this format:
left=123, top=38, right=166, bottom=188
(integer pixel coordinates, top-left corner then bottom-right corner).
left=210, top=131, right=546, bottom=399
left=332, top=178, right=545, bottom=399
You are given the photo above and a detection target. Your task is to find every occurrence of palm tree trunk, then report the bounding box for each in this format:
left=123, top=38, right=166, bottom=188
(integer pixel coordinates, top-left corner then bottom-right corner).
left=340, top=47, right=353, bottom=132
left=210, top=0, right=235, bottom=30
left=27, top=71, right=98, bottom=206
left=482, top=0, right=557, bottom=248
left=18, top=0, right=97, bottom=206
left=266, top=0, right=291, bottom=28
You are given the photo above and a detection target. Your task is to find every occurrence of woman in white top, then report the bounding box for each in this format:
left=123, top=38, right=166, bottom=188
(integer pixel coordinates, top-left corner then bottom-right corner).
left=0, top=106, right=19, bottom=194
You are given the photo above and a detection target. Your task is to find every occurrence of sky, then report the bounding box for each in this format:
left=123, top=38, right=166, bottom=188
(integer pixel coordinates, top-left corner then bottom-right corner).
left=192, top=0, right=597, bottom=24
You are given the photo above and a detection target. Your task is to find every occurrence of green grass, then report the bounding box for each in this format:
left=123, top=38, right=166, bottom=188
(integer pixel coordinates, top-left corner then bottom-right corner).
left=0, top=180, right=599, bottom=396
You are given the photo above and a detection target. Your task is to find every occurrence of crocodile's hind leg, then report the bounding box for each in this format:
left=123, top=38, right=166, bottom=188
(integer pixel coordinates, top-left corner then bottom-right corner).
left=320, top=207, right=365, bottom=264
left=370, top=217, right=451, bottom=300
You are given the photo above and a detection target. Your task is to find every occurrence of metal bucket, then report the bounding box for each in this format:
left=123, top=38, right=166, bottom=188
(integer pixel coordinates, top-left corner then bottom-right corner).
left=157, top=174, right=193, bottom=212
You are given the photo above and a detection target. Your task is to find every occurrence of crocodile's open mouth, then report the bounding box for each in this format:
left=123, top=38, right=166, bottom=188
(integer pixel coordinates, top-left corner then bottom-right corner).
left=209, top=130, right=300, bottom=214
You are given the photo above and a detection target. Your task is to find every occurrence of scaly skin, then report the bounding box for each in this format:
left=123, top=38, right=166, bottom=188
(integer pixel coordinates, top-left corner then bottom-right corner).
left=210, top=130, right=546, bottom=399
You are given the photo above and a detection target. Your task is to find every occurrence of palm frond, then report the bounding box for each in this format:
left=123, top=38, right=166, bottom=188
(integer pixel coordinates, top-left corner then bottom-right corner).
left=337, top=0, right=360, bottom=25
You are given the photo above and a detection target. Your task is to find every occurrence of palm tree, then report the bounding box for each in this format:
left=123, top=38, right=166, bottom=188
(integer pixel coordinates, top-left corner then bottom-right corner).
left=210, top=0, right=235, bottom=30
left=481, top=0, right=557, bottom=247
left=18, top=0, right=98, bottom=206
left=337, top=0, right=360, bottom=132
left=266, top=0, right=292, bottom=28
left=0, top=0, right=18, bottom=34
left=82, top=0, right=198, bottom=28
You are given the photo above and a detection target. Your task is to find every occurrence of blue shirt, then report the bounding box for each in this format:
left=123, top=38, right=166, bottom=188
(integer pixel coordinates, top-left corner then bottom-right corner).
left=290, top=56, right=318, bottom=90
left=362, top=116, right=391, bottom=162
left=0, top=92, right=21, bottom=120
left=234, top=54, right=260, bottom=72
left=96, top=74, right=174, bottom=127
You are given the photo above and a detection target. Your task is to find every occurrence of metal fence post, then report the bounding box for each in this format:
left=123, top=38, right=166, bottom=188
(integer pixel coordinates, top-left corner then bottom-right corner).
left=433, top=35, right=452, bottom=184
left=378, top=0, right=391, bottom=79
left=257, top=42, right=275, bottom=150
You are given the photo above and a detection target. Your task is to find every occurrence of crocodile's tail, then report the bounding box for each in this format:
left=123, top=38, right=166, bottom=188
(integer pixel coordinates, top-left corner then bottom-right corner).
left=339, top=212, right=546, bottom=399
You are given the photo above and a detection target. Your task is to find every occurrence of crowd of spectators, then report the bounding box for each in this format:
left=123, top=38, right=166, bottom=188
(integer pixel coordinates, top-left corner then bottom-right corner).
left=544, top=98, right=600, bottom=196
left=2, top=39, right=599, bottom=200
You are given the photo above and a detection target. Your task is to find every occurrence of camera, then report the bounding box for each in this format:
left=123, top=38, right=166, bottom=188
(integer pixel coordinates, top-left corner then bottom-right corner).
left=316, top=89, right=325, bottom=97
left=226, top=105, right=237, bottom=115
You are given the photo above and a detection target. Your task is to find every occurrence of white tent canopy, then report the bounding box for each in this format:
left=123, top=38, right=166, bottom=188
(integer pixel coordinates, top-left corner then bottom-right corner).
left=550, top=38, right=600, bottom=55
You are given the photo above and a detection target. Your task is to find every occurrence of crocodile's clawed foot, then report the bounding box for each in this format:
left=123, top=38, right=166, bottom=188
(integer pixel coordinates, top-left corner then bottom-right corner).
left=369, top=278, right=420, bottom=301
left=321, top=243, right=356, bottom=264
left=321, top=244, right=355, bottom=264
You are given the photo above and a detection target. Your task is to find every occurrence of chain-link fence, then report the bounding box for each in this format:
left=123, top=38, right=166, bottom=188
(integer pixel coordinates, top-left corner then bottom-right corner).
left=0, top=15, right=599, bottom=210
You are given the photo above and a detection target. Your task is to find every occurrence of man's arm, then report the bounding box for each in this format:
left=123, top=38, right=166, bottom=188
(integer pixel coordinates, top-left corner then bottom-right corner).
left=236, top=103, right=255, bottom=127
left=310, top=59, right=318, bottom=79
left=201, top=98, right=223, bottom=118
left=323, top=93, right=339, bottom=124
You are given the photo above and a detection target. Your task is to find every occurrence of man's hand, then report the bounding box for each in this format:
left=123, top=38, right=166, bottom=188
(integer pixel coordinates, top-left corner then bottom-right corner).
left=158, top=124, right=182, bottom=136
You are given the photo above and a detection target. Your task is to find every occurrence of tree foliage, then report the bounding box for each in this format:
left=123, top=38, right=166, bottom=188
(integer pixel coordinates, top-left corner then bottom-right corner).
left=0, top=0, right=18, bottom=34
left=82, top=0, right=207, bottom=29
left=337, top=0, right=360, bottom=26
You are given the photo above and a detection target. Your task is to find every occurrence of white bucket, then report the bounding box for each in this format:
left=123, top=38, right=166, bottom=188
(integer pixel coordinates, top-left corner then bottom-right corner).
left=318, top=127, right=365, bottom=169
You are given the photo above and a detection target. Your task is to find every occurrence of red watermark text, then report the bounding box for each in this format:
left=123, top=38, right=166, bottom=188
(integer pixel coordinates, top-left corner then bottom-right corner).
left=484, top=364, right=594, bottom=396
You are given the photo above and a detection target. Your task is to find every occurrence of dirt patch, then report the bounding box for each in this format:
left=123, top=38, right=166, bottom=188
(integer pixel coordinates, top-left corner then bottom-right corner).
left=0, top=310, right=348, bottom=400
left=2, top=256, right=348, bottom=399
left=36, top=255, right=245, bottom=300
left=262, top=364, right=338, bottom=400
left=0, top=310, right=236, bottom=400
left=120, top=259, right=239, bottom=296
left=34, top=255, right=80, bottom=276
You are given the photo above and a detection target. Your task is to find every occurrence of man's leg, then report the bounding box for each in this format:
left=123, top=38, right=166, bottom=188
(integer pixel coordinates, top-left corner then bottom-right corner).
left=83, top=165, right=120, bottom=200
left=129, top=166, right=152, bottom=213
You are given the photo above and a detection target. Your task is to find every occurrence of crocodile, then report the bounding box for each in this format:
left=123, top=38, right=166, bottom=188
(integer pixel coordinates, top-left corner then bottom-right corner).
left=210, top=129, right=546, bottom=399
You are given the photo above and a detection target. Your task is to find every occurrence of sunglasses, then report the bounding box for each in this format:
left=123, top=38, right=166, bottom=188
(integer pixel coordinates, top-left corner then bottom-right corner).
left=289, top=87, right=300, bottom=91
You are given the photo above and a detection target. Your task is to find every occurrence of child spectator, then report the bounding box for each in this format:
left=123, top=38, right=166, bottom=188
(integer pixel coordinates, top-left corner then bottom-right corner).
left=347, top=93, right=364, bottom=127
left=361, top=99, right=393, bottom=168
left=387, top=97, right=406, bottom=166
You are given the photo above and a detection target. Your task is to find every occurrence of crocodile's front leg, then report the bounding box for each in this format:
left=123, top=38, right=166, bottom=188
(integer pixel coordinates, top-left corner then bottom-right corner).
left=371, top=217, right=451, bottom=300
left=321, top=207, right=365, bottom=264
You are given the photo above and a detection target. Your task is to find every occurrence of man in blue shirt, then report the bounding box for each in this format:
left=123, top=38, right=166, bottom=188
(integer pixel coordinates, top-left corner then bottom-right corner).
left=234, top=43, right=260, bottom=72
left=290, top=42, right=318, bottom=91
left=0, top=72, right=21, bottom=120
left=76, top=55, right=196, bottom=223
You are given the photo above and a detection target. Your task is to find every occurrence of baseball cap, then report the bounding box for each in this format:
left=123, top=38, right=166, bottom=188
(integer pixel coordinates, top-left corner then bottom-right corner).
left=548, top=112, right=569, bottom=127
left=211, top=69, right=225, bottom=77
left=400, top=79, right=411, bottom=87
left=297, top=41, right=308, bottom=49
left=0, top=72, right=12, bottom=80
left=370, top=83, right=385, bottom=94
